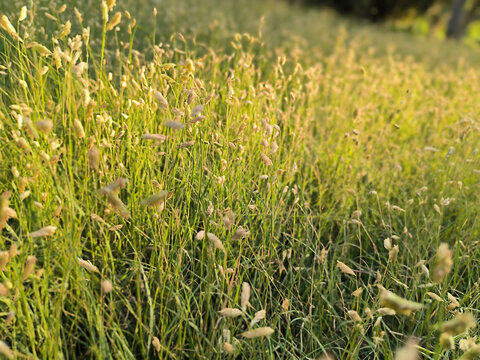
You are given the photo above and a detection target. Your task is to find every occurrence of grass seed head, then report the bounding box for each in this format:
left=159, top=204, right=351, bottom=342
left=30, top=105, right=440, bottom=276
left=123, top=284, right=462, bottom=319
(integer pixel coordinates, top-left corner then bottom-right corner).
left=0, top=341, right=13, bottom=359
left=347, top=310, right=362, bottom=322
left=439, top=312, right=475, bottom=336
left=0, top=252, right=9, bottom=271
left=241, top=282, right=251, bottom=311
left=458, top=345, right=480, bottom=360
left=22, top=255, right=37, bottom=281
left=106, top=12, right=121, bottom=31
left=337, top=260, right=355, bottom=276
left=261, top=153, right=273, bottom=166
left=88, top=146, right=99, bottom=171
left=152, top=337, right=161, bottom=352
left=36, top=119, right=53, bottom=134
left=73, top=119, right=85, bottom=138
left=28, top=226, right=57, bottom=238
left=141, top=191, right=169, bottom=208
left=78, top=258, right=99, bottom=273
left=431, top=243, right=453, bottom=283
left=101, top=280, right=113, bottom=293
left=154, top=91, right=169, bottom=111
left=218, top=308, right=243, bottom=317
left=251, top=310, right=266, bottom=326
left=379, top=290, right=423, bottom=315
left=241, top=327, right=274, bottom=339
left=106, top=192, right=130, bottom=219
left=394, top=340, right=418, bottom=360
left=207, top=232, right=226, bottom=253
left=0, top=15, right=18, bottom=40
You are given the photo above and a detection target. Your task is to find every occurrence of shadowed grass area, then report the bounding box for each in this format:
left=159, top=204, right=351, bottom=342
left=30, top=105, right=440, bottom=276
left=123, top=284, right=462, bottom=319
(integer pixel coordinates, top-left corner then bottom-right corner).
left=1, top=0, right=480, bottom=359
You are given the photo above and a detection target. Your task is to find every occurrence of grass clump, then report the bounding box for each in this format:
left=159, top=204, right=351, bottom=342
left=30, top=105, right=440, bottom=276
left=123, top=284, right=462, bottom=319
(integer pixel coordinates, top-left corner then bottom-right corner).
left=1, top=0, right=480, bottom=359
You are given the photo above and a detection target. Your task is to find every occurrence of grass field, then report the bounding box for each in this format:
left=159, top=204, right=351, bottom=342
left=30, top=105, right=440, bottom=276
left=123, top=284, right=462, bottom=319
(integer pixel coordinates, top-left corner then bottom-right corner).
left=1, top=0, right=480, bottom=359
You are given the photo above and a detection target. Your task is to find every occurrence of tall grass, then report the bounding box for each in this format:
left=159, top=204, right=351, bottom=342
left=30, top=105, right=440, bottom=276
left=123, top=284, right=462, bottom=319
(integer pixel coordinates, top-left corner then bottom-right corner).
left=1, top=0, right=480, bottom=359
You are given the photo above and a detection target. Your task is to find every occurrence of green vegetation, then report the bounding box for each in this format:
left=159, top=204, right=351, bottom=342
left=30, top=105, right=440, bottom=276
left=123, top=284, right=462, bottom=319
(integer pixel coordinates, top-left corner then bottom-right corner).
left=1, top=0, right=480, bottom=358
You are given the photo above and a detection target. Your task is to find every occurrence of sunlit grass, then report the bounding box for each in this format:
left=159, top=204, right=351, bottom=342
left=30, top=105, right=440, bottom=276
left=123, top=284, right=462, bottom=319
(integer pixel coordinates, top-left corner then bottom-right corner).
left=1, top=0, right=480, bottom=359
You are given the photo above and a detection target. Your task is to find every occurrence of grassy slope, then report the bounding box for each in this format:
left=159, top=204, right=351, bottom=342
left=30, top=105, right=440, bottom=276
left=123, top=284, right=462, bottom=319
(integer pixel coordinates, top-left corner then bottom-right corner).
left=1, top=0, right=480, bottom=359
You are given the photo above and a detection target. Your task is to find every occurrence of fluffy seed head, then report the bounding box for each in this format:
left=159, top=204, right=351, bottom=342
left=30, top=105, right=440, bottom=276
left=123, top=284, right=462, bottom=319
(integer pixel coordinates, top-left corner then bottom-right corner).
left=36, top=119, right=53, bottom=133
left=154, top=91, right=169, bottom=111
left=241, top=282, right=250, bottom=311
left=78, top=258, right=99, bottom=273
left=251, top=310, right=266, bottom=326
left=439, top=312, right=475, bottom=336
left=29, top=226, right=57, bottom=238
left=22, top=255, right=37, bottom=281
left=207, top=233, right=226, bottom=253
left=337, top=260, right=355, bottom=276
left=379, top=290, right=423, bottom=316
left=0, top=15, right=17, bottom=39
left=431, top=243, right=453, bottom=283
left=218, top=308, right=243, bottom=318
left=241, top=327, right=274, bottom=339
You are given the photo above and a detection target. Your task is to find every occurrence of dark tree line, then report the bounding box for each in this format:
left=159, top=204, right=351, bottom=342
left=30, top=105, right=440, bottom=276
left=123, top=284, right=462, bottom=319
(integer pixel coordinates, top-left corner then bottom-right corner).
left=298, top=0, right=480, bottom=38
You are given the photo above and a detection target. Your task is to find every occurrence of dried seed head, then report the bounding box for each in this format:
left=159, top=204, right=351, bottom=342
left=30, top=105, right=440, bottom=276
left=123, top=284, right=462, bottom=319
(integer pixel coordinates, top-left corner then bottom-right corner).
left=28, top=226, right=57, bottom=238
left=0, top=341, right=14, bottom=359
left=19, top=6, right=27, bottom=22
left=241, top=327, right=274, bottom=339
left=0, top=252, right=9, bottom=271
left=222, top=210, right=235, bottom=230
left=337, top=260, right=355, bottom=276
left=389, top=245, right=399, bottom=262
left=426, top=292, right=443, bottom=302
left=142, top=133, right=167, bottom=143
left=101, top=280, right=113, bottom=293
left=233, top=226, right=250, bottom=241
left=0, top=15, right=18, bottom=39
left=164, top=120, right=185, bottom=130
left=178, top=140, right=195, bottom=148
left=394, top=340, right=418, bottom=360
left=241, top=282, right=250, bottom=311
left=8, top=244, right=19, bottom=258
left=223, top=342, right=235, bottom=354
left=4, top=311, right=15, bottom=326
left=439, top=312, right=475, bottom=336
left=218, top=308, right=243, bottom=318
left=207, top=233, right=226, bottom=254
left=22, top=255, right=37, bottom=281
left=36, top=119, right=53, bottom=134
left=106, top=192, right=130, bottom=219
left=459, top=337, right=477, bottom=352
left=431, top=243, right=453, bottom=283
left=107, top=0, right=116, bottom=10
left=99, top=178, right=127, bottom=195
left=140, top=191, right=168, bottom=208
left=439, top=333, right=455, bottom=351
left=196, top=230, right=205, bottom=240
left=57, top=20, right=71, bottom=39
left=152, top=337, right=161, bottom=352
left=191, top=105, right=204, bottom=117
left=251, top=310, right=266, bottom=326
left=347, top=310, right=362, bottom=323
left=73, top=119, right=85, bottom=138
left=459, top=345, right=480, bottom=360
left=106, top=12, right=121, bottom=31
left=88, top=146, right=99, bottom=171
left=77, top=258, right=99, bottom=273
left=261, top=153, right=273, bottom=166
left=282, top=298, right=290, bottom=311
left=379, top=290, right=423, bottom=316
left=154, top=91, right=169, bottom=111
left=16, top=137, right=31, bottom=153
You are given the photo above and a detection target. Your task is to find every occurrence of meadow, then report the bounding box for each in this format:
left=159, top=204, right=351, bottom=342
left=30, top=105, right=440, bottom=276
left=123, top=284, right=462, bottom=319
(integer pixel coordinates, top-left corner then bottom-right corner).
left=1, top=0, right=480, bottom=358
